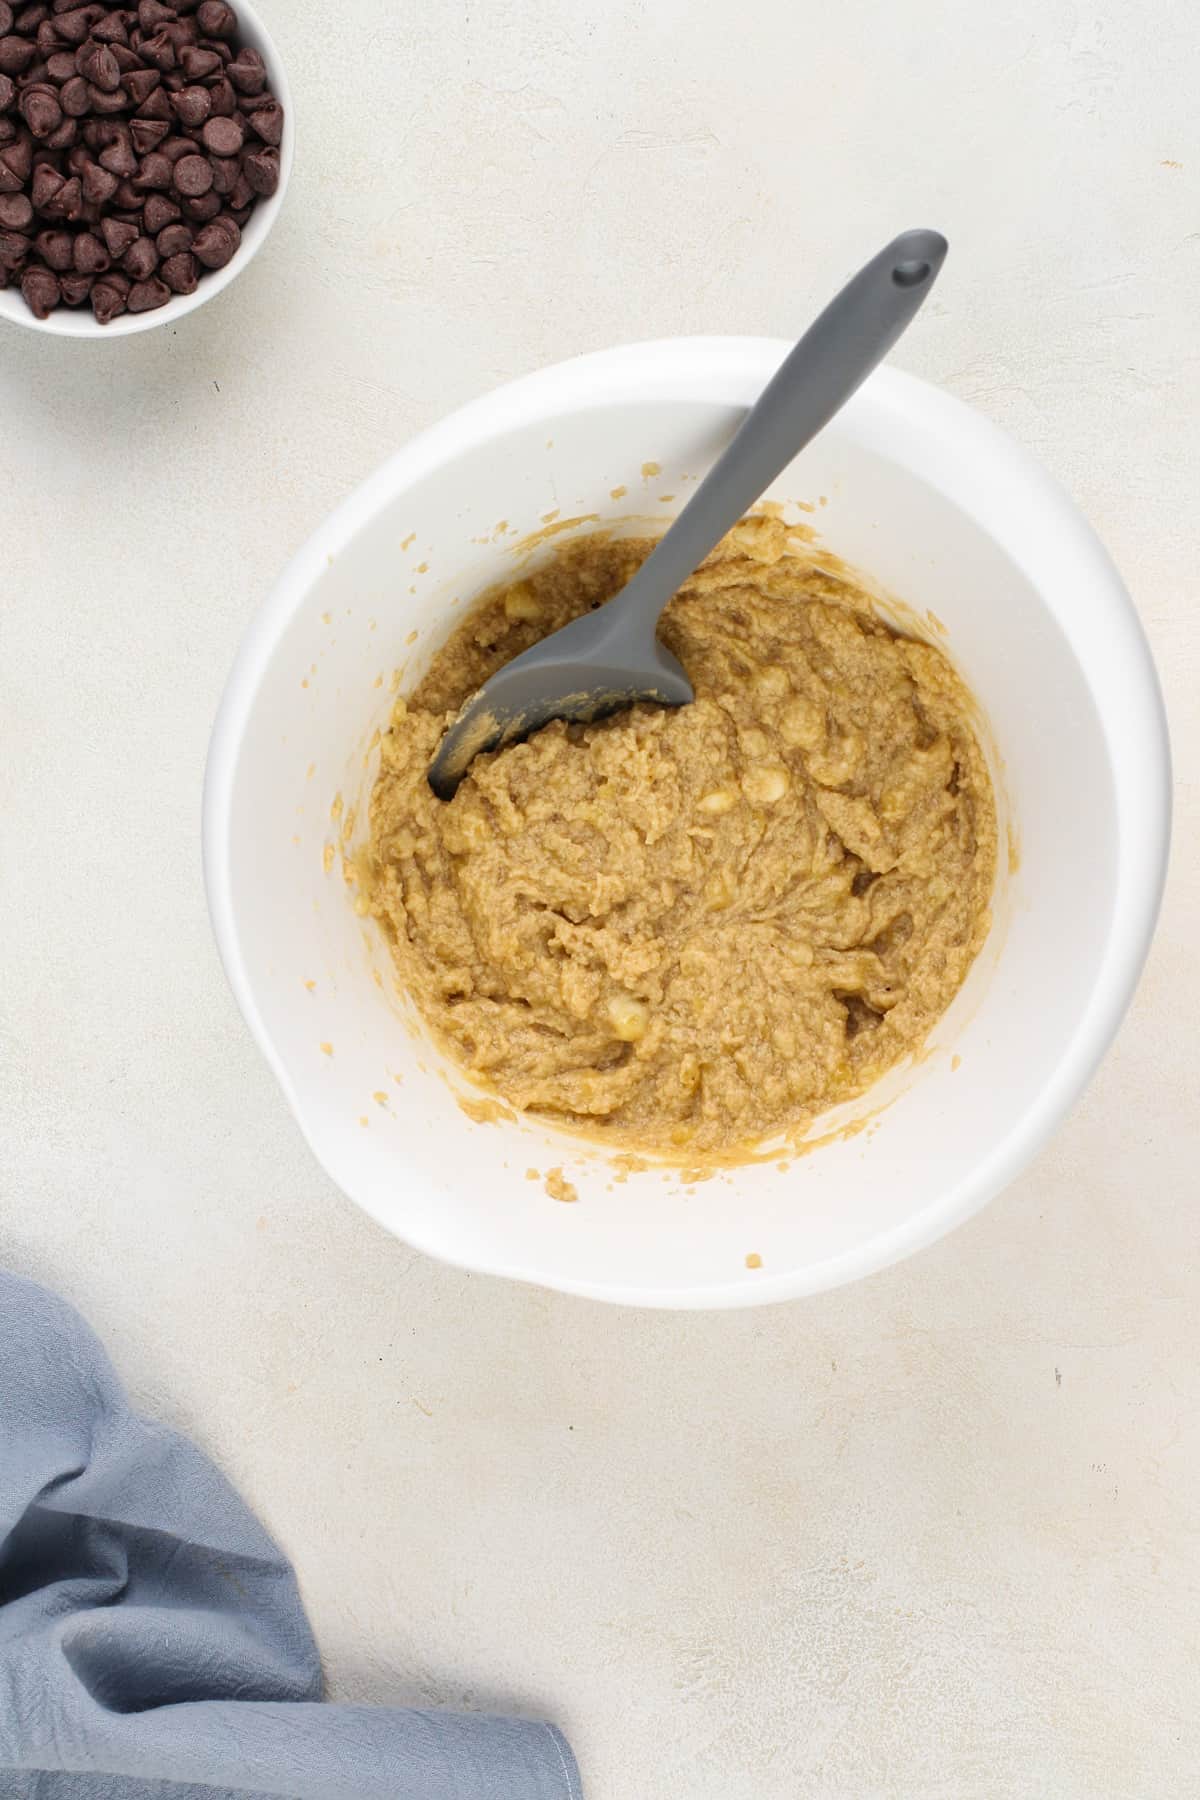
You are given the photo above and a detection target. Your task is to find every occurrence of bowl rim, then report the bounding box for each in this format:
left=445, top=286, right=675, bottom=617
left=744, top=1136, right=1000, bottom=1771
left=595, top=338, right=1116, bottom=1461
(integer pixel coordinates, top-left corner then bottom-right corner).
left=0, top=0, right=293, bottom=341
left=203, top=337, right=1172, bottom=1308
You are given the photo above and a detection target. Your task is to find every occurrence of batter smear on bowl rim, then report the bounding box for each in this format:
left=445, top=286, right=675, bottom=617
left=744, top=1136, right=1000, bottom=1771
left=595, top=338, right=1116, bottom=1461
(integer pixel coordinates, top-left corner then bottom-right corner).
left=366, top=513, right=997, bottom=1158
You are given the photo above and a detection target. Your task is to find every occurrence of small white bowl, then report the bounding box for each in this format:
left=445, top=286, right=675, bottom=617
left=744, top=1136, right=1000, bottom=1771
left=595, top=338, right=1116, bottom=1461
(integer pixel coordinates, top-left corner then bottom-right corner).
left=0, top=0, right=292, bottom=340
left=204, top=340, right=1171, bottom=1309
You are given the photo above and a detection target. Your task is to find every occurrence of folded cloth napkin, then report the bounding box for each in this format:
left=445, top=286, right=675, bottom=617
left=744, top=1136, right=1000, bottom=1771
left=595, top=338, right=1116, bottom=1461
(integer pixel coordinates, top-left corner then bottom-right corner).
left=0, top=1271, right=581, bottom=1800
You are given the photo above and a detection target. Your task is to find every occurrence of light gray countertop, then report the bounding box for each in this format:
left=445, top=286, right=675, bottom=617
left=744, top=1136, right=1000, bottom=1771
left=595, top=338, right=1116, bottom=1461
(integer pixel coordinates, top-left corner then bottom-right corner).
left=2, top=2, right=1196, bottom=1793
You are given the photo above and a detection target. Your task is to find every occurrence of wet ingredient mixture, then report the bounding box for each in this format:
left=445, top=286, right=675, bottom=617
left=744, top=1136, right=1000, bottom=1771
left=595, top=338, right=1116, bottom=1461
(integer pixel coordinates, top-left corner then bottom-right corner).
left=367, top=515, right=997, bottom=1157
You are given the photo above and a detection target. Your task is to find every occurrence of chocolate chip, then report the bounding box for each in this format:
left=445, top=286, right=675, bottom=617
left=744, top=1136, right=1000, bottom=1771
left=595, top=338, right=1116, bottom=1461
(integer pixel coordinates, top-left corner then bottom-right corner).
left=58, top=267, right=91, bottom=302
left=92, top=14, right=130, bottom=46
left=179, top=184, right=216, bottom=220
left=86, top=83, right=127, bottom=116
left=52, top=10, right=100, bottom=48
left=0, top=221, right=28, bottom=264
left=28, top=156, right=58, bottom=204
left=138, top=28, right=175, bottom=70
left=160, top=245, right=195, bottom=291
left=34, top=222, right=69, bottom=264
left=242, top=143, right=275, bottom=196
left=206, top=72, right=234, bottom=115
left=171, top=81, right=209, bottom=126
left=134, top=81, right=171, bottom=120
left=70, top=223, right=104, bottom=268
left=135, top=149, right=171, bottom=187
left=75, top=34, right=118, bottom=90
left=0, top=6, right=12, bottom=36
left=19, top=81, right=59, bottom=136
left=141, top=188, right=177, bottom=231
left=171, top=148, right=209, bottom=194
left=90, top=267, right=127, bottom=320
left=99, top=212, right=135, bottom=256
left=44, top=48, right=73, bottom=79
left=0, top=183, right=29, bottom=225
left=196, top=1, right=235, bottom=38
left=163, top=19, right=198, bottom=55
left=138, top=0, right=176, bottom=27
left=97, top=127, right=135, bottom=175
left=207, top=149, right=237, bottom=193
left=0, top=70, right=14, bottom=109
left=179, top=44, right=219, bottom=79
left=155, top=218, right=188, bottom=254
left=200, top=109, right=240, bottom=155
left=192, top=210, right=235, bottom=266
left=126, top=272, right=167, bottom=309
left=246, top=100, right=280, bottom=146
left=79, top=154, right=114, bottom=201
left=226, top=49, right=265, bottom=96
left=19, top=259, right=56, bottom=311
left=1, top=131, right=30, bottom=178
left=45, top=169, right=79, bottom=215
left=59, top=73, right=92, bottom=117
left=129, top=116, right=168, bottom=154
left=121, top=231, right=155, bottom=277
left=0, top=35, right=37, bottom=75
left=123, top=65, right=160, bottom=105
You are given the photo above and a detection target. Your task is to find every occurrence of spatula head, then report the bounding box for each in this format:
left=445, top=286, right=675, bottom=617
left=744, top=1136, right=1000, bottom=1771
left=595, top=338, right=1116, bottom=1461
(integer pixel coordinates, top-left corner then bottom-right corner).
left=427, top=610, right=693, bottom=800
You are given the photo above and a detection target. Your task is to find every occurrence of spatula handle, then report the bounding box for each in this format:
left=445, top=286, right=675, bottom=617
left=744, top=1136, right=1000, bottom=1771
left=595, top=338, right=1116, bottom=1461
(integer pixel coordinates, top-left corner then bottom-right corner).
left=613, top=229, right=949, bottom=625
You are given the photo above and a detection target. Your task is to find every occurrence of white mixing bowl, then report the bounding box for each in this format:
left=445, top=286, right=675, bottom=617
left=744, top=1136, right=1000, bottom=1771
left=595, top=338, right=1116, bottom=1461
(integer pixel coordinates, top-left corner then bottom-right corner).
left=203, top=339, right=1170, bottom=1308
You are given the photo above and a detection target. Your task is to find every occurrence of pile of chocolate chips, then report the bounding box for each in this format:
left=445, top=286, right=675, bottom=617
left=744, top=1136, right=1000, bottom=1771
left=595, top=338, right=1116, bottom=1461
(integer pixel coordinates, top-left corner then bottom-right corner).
left=0, top=0, right=283, bottom=324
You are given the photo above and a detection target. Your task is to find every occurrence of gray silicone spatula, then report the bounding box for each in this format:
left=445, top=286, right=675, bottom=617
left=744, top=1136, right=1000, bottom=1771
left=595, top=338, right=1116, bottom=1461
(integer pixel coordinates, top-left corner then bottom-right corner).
left=429, top=228, right=948, bottom=799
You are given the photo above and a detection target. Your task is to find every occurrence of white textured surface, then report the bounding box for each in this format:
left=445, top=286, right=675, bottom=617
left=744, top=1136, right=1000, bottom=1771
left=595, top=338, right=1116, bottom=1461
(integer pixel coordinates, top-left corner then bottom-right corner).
left=1, top=1, right=1196, bottom=1794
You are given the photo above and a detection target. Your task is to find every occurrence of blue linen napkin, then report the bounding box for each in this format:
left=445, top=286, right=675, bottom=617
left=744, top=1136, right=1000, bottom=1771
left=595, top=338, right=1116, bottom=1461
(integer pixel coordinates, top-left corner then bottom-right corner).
left=0, top=1270, right=581, bottom=1799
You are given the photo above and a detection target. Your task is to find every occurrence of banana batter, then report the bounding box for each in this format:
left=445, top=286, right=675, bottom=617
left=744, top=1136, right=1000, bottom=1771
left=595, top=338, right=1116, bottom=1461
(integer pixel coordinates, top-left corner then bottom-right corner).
left=367, top=516, right=996, bottom=1157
